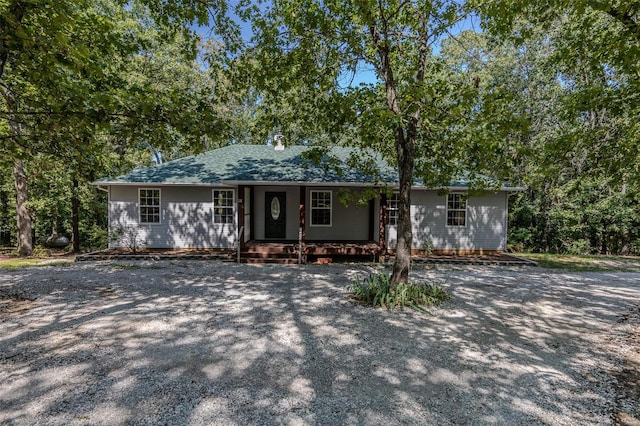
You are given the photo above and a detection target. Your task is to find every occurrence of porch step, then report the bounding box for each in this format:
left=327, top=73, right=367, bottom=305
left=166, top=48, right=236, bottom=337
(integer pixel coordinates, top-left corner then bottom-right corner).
left=242, top=247, right=298, bottom=255
left=240, top=253, right=301, bottom=264
left=242, top=257, right=301, bottom=264
left=240, top=242, right=300, bottom=264
left=239, top=240, right=381, bottom=264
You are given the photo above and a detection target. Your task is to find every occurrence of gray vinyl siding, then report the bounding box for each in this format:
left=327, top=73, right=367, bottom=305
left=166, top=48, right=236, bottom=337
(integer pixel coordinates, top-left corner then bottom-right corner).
left=108, top=185, right=506, bottom=250
left=252, top=186, right=375, bottom=241
left=108, top=186, right=237, bottom=249
left=386, top=190, right=507, bottom=251
left=305, top=187, right=371, bottom=241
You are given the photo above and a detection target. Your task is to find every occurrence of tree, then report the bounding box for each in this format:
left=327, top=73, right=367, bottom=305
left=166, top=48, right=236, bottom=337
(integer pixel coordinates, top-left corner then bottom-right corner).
left=236, top=0, right=496, bottom=284
left=1, top=0, right=129, bottom=254
left=471, top=1, right=640, bottom=254
left=474, top=0, right=639, bottom=179
left=0, top=0, right=233, bottom=255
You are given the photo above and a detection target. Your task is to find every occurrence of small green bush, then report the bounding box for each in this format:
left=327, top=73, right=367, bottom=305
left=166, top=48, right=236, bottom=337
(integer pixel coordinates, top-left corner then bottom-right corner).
left=83, top=224, right=109, bottom=250
left=567, top=239, right=591, bottom=255
left=422, top=240, right=434, bottom=256
left=348, top=273, right=450, bottom=311
left=109, top=225, right=146, bottom=253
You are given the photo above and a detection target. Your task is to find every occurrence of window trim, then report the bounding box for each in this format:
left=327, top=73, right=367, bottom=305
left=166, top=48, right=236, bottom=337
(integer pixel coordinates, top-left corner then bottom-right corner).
left=212, top=189, right=235, bottom=224
left=138, top=188, right=161, bottom=225
left=310, top=190, right=332, bottom=227
left=446, top=193, right=467, bottom=227
left=387, top=193, right=399, bottom=226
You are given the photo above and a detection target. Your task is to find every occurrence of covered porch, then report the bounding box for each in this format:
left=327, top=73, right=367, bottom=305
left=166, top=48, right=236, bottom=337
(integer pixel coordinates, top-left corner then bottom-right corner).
left=235, top=185, right=389, bottom=264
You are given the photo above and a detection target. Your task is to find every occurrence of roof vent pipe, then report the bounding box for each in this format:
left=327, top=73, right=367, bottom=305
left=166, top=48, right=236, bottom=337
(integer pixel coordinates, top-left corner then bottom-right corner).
left=274, top=134, right=285, bottom=151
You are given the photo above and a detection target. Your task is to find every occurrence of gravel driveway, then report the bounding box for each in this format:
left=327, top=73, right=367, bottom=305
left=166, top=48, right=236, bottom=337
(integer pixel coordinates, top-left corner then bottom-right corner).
left=1, top=261, right=639, bottom=425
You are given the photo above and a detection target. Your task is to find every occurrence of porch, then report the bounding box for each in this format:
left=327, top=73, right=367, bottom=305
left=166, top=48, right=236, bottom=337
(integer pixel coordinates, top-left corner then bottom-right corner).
left=236, top=184, right=388, bottom=264
left=239, top=240, right=382, bottom=264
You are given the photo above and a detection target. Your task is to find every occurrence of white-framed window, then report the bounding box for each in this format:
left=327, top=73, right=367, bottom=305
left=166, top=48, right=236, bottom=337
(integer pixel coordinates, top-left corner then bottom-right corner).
left=387, top=193, right=399, bottom=226
left=310, top=190, right=332, bottom=226
left=213, top=189, right=234, bottom=224
left=139, top=188, right=161, bottom=224
left=446, top=193, right=467, bottom=227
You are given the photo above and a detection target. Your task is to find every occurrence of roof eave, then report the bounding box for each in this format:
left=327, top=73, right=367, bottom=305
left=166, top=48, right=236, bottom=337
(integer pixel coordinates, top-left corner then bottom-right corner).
left=90, top=181, right=233, bottom=187
left=92, top=180, right=525, bottom=192
left=415, top=185, right=526, bottom=192
left=221, top=180, right=390, bottom=187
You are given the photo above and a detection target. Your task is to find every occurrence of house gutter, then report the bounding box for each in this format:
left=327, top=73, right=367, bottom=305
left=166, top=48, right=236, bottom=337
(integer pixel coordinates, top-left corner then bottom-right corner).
left=89, top=181, right=236, bottom=188
left=90, top=180, right=526, bottom=192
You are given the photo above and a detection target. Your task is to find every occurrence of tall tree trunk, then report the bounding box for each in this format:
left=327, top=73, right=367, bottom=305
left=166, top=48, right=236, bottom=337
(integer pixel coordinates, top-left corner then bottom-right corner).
left=366, top=4, right=427, bottom=286
left=368, top=21, right=416, bottom=286
left=13, top=159, right=32, bottom=256
left=390, top=124, right=415, bottom=285
left=72, top=178, right=80, bottom=252
left=3, top=81, right=32, bottom=255
left=0, top=187, right=9, bottom=246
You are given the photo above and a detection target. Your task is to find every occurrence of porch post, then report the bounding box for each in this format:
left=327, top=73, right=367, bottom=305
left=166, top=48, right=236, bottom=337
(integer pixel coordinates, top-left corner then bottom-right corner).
left=299, top=186, right=306, bottom=263
left=379, top=193, right=387, bottom=256
left=238, top=186, right=245, bottom=228
left=249, top=186, right=255, bottom=241
left=238, top=185, right=245, bottom=250
left=368, top=198, right=375, bottom=241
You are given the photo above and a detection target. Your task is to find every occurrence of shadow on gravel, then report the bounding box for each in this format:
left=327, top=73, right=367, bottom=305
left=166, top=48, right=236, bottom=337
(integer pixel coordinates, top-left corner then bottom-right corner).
left=1, top=262, right=639, bottom=424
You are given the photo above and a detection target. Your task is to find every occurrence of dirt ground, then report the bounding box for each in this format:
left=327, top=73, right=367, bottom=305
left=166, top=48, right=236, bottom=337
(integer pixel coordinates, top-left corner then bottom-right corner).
left=613, top=306, right=640, bottom=426
left=0, top=262, right=639, bottom=425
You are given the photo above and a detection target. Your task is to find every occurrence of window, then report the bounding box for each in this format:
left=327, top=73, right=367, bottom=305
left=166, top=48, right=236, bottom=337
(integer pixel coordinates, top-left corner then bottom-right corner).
left=387, top=193, right=399, bottom=225
left=310, top=190, right=332, bottom=226
left=139, top=188, right=160, bottom=224
left=213, top=190, right=234, bottom=224
left=447, top=193, right=466, bottom=227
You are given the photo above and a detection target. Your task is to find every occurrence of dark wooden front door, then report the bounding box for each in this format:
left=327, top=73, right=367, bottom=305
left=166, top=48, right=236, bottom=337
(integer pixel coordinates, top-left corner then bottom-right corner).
left=265, top=192, right=286, bottom=239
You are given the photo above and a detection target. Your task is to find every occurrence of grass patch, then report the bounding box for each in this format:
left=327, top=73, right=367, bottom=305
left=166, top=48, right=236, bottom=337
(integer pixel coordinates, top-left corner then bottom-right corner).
left=111, top=263, right=143, bottom=270
left=515, top=253, right=640, bottom=272
left=348, top=273, right=450, bottom=311
left=0, top=258, right=74, bottom=269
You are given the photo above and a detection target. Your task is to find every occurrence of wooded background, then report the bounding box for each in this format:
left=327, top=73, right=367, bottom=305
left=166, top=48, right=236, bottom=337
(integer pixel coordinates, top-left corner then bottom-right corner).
left=1, top=0, right=638, bottom=256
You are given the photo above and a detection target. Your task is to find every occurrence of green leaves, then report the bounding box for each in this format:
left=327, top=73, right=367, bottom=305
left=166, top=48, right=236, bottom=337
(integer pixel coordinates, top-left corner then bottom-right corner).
left=348, top=273, right=450, bottom=310
left=0, top=0, right=236, bottom=252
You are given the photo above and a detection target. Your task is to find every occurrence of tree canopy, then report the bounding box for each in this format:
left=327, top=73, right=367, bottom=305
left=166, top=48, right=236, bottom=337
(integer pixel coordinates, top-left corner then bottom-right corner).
left=0, top=0, right=234, bottom=254
left=1, top=0, right=638, bottom=261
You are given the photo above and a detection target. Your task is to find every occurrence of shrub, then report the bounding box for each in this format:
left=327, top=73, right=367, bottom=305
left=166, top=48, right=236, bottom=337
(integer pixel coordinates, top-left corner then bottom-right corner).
left=83, top=224, right=109, bottom=250
left=508, top=228, right=533, bottom=253
left=348, top=273, right=450, bottom=311
left=567, top=239, right=591, bottom=255
left=109, top=225, right=146, bottom=253
left=422, top=240, right=434, bottom=256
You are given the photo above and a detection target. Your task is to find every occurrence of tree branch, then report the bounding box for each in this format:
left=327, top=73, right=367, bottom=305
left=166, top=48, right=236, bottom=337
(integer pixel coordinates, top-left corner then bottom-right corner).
left=0, top=1, right=29, bottom=80
left=588, top=1, right=640, bottom=41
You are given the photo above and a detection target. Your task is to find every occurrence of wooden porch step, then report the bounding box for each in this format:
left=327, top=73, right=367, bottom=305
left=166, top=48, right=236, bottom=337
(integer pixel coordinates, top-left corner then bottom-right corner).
left=241, top=251, right=299, bottom=259
left=239, top=240, right=380, bottom=264
left=242, top=246, right=298, bottom=254
left=241, top=257, right=301, bottom=264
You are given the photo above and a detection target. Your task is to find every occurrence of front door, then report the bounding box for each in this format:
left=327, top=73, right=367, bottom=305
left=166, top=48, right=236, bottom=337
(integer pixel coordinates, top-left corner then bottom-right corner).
left=265, top=192, right=286, bottom=239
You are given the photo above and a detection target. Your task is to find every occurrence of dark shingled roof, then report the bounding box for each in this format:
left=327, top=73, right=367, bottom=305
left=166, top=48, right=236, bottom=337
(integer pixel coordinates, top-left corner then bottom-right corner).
left=96, top=144, right=523, bottom=190
left=97, top=145, right=397, bottom=185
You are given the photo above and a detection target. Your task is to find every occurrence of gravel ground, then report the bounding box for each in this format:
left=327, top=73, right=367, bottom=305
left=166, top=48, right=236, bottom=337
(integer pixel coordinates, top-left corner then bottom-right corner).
left=1, top=261, right=639, bottom=425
